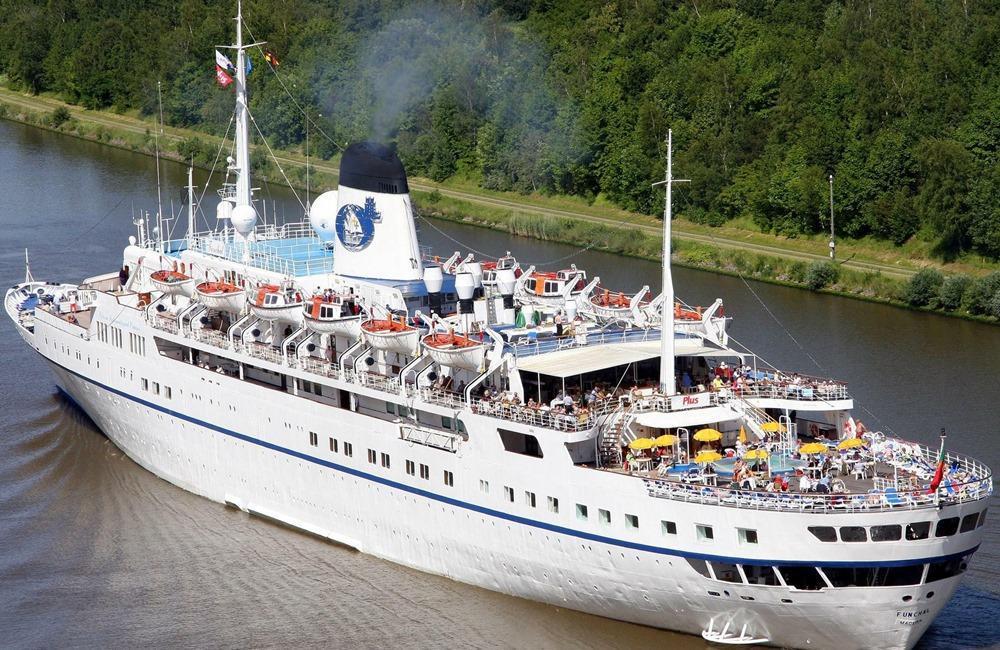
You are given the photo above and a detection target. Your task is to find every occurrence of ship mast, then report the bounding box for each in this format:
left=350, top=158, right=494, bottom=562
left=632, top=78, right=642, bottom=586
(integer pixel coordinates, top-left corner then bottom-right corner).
left=233, top=0, right=251, bottom=210
left=653, top=129, right=688, bottom=396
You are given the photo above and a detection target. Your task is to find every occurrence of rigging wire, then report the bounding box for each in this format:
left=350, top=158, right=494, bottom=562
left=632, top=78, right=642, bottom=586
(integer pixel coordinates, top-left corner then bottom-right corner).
left=246, top=106, right=308, bottom=213
left=241, top=20, right=346, bottom=154
left=194, top=110, right=238, bottom=233
left=62, top=194, right=130, bottom=246
left=695, top=226, right=894, bottom=434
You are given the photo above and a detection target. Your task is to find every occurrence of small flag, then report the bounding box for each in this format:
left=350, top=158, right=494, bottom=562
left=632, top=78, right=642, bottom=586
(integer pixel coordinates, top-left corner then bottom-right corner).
left=246, top=56, right=253, bottom=76
left=215, top=64, right=234, bottom=88
left=264, top=49, right=280, bottom=68
left=928, top=433, right=947, bottom=494
left=844, top=416, right=857, bottom=439
left=216, top=50, right=236, bottom=75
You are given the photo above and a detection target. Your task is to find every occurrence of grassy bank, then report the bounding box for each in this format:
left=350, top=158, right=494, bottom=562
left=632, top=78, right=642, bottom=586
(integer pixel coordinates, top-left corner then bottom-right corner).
left=2, top=92, right=998, bottom=325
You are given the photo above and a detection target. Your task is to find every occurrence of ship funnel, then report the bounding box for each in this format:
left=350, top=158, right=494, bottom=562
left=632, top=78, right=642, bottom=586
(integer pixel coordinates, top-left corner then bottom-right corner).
left=331, top=142, right=423, bottom=281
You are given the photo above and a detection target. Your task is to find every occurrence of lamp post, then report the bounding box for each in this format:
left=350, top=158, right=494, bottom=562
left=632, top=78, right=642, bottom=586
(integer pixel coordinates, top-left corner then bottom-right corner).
left=828, top=174, right=836, bottom=260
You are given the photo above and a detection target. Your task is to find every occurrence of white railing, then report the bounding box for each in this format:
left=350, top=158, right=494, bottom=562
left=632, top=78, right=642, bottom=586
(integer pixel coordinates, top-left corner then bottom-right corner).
left=739, top=382, right=850, bottom=402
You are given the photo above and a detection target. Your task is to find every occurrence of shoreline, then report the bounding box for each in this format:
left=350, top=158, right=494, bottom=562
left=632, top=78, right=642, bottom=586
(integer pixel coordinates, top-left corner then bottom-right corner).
left=1, top=93, right=996, bottom=326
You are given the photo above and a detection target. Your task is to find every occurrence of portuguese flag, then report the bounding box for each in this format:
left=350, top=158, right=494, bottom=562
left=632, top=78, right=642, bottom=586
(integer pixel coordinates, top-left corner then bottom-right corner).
left=928, top=435, right=947, bottom=494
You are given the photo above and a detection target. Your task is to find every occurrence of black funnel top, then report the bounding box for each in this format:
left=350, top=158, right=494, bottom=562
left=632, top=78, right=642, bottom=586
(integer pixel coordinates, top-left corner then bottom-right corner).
left=339, top=142, right=409, bottom=194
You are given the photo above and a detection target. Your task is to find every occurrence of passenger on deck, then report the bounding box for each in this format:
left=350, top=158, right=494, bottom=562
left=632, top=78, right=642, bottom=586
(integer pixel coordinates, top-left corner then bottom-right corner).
left=119, top=265, right=130, bottom=288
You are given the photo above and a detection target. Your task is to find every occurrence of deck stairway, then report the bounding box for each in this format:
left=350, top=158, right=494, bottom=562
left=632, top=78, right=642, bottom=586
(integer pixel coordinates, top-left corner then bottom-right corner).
left=729, top=394, right=777, bottom=442
left=598, top=407, right=633, bottom=468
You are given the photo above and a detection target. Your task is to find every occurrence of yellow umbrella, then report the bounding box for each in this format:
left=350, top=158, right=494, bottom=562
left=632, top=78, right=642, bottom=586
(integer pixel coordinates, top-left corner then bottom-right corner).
left=693, top=428, right=722, bottom=442
left=738, top=425, right=747, bottom=444
left=629, top=438, right=655, bottom=450
left=694, top=451, right=722, bottom=464
left=743, top=448, right=770, bottom=460
left=799, top=442, right=828, bottom=454
left=653, top=434, right=678, bottom=447
left=761, top=421, right=786, bottom=433
left=837, top=437, right=866, bottom=450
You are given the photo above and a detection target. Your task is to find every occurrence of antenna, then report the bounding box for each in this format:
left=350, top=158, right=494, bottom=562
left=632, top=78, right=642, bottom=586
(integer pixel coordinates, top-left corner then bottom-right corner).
left=24, top=248, right=33, bottom=284
left=305, top=110, right=310, bottom=216
left=828, top=174, right=836, bottom=260
left=155, top=80, right=165, bottom=254
left=652, top=129, right=689, bottom=396
left=187, top=165, right=196, bottom=249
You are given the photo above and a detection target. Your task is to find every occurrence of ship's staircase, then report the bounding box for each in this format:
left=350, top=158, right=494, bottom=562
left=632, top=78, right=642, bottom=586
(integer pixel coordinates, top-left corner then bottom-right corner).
left=597, top=405, right=634, bottom=468
left=729, top=395, right=796, bottom=451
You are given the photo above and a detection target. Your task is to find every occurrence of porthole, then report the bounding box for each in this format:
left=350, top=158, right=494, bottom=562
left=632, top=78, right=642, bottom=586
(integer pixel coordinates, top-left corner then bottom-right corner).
left=927, top=591, right=935, bottom=599
left=902, top=596, right=912, bottom=602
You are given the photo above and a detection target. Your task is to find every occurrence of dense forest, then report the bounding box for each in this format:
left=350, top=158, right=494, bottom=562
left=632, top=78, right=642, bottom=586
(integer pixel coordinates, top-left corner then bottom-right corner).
left=2, top=0, right=999, bottom=260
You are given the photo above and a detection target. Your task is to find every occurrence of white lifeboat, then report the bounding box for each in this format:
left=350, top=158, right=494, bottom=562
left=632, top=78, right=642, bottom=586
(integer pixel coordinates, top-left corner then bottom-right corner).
left=480, top=253, right=521, bottom=288
left=194, top=281, right=246, bottom=312
left=589, top=286, right=649, bottom=324
left=303, top=294, right=362, bottom=339
left=150, top=269, right=193, bottom=297
left=421, top=330, right=486, bottom=372
left=249, top=283, right=304, bottom=323
left=361, top=316, right=420, bottom=355
left=519, top=265, right=588, bottom=307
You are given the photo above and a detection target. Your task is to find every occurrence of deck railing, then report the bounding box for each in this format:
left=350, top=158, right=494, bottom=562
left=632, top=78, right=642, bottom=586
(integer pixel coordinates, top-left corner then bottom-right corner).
left=642, top=464, right=992, bottom=513
left=508, top=326, right=665, bottom=358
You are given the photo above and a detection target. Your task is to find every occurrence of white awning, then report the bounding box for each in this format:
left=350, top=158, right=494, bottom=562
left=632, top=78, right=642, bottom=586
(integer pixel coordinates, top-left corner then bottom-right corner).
left=634, top=406, right=736, bottom=430
left=515, top=339, right=745, bottom=378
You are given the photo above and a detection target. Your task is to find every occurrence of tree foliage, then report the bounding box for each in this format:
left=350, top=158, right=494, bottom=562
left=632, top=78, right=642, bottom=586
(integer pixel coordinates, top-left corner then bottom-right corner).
left=1, top=0, right=999, bottom=259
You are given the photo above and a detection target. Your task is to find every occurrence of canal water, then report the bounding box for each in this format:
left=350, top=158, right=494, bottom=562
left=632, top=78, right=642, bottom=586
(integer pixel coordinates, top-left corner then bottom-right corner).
left=0, top=119, right=996, bottom=648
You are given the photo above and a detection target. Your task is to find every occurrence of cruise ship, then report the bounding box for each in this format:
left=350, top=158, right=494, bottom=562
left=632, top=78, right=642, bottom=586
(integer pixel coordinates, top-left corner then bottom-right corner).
left=4, top=5, right=991, bottom=648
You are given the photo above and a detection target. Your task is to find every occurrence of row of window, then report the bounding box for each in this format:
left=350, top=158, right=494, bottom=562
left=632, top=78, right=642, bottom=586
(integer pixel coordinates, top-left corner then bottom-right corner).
left=808, top=510, right=987, bottom=544
left=95, top=321, right=124, bottom=349
left=140, top=377, right=172, bottom=400
left=688, top=553, right=971, bottom=590
left=128, top=332, right=146, bottom=356
left=306, top=433, right=454, bottom=487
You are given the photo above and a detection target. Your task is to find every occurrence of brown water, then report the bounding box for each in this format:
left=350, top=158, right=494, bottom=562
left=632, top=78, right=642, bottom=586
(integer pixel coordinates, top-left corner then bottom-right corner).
left=0, top=120, right=996, bottom=648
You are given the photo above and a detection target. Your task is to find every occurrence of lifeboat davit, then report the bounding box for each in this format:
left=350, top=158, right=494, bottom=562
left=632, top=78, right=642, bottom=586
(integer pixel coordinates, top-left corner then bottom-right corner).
left=249, top=283, right=304, bottom=323
left=194, top=281, right=246, bottom=312
left=422, top=331, right=486, bottom=372
left=303, top=294, right=362, bottom=339
left=361, top=316, right=420, bottom=355
left=150, top=269, right=194, bottom=297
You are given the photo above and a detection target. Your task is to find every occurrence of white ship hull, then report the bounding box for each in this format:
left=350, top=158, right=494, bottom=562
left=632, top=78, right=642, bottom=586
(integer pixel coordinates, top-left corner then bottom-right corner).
left=17, top=306, right=978, bottom=650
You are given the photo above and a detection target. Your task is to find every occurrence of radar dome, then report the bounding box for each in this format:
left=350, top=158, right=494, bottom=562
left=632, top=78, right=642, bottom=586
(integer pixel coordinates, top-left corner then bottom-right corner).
left=230, top=204, right=258, bottom=236
left=309, top=190, right=339, bottom=242
left=423, top=265, right=443, bottom=294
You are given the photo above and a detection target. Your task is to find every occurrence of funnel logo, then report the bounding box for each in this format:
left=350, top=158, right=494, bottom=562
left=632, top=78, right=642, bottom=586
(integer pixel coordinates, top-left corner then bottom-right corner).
left=335, top=197, right=381, bottom=252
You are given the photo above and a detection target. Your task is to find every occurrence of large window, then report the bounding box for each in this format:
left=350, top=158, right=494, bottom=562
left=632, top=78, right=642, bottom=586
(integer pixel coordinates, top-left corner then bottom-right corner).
left=871, top=525, right=902, bottom=542
left=936, top=517, right=960, bottom=537
left=823, top=565, right=923, bottom=588
left=839, top=526, right=867, bottom=542
left=709, top=562, right=742, bottom=583
left=905, top=522, right=930, bottom=540
left=926, top=555, right=970, bottom=583
left=498, top=429, right=543, bottom=458
left=777, top=566, right=826, bottom=590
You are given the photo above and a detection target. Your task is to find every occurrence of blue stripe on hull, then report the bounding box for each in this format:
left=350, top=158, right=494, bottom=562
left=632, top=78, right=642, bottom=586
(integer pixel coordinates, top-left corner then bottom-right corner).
left=43, top=352, right=979, bottom=569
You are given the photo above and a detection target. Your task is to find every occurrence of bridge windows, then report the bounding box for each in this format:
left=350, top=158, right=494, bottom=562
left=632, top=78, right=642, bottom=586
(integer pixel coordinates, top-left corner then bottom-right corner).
left=419, top=464, right=430, bottom=480
left=524, top=491, right=536, bottom=507
left=498, top=429, right=543, bottom=458
left=343, top=442, right=353, bottom=457
left=906, top=522, right=931, bottom=540
left=380, top=453, right=391, bottom=469
left=547, top=496, right=559, bottom=513
left=870, top=525, right=902, bottom=542
left=808, top=526, right=837, bottom=542
left=329, top=437, right=338, bottom=453
left=926, top=554, right=970, bottom=583
left=823, top=565, right=923, bottom=588
left=776, top=566, right=826, bottom=591
left=960, top=514, right=978, bottom=533
left=709, top=561, right=741, bottom=583
left=839, top=526, right=867, bottom=542
left=504, top=486, right=514, bottom=502
left=935, top=517, right=960, bottom=537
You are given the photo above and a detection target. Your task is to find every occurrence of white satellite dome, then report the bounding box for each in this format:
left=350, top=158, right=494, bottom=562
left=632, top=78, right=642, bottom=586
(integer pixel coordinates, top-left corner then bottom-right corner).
left=309, top=190, right=339, bottom=242
left=230, top=204, right=258, bottom=236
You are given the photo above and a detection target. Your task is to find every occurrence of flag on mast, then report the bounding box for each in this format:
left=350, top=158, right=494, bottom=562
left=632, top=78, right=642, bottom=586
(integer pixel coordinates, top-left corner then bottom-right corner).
left=264, top=49, right=280, bottom=68
left=928, top=431, right=947, bottom=494
left=215, top=50, right=236, bottom=75
left=844, top=416, right=857, bottom=439
left=245, top=55, right=253, bottom=76
left=215, top=65, right=234, bottom=88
